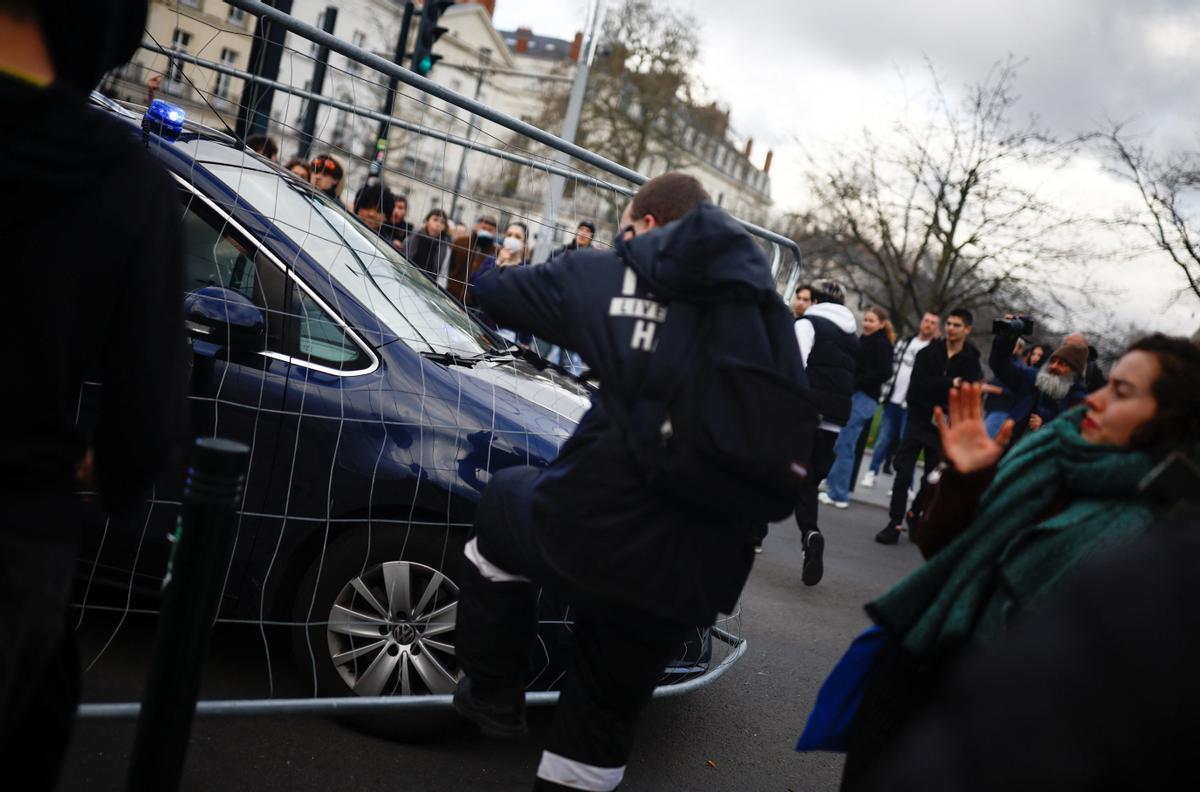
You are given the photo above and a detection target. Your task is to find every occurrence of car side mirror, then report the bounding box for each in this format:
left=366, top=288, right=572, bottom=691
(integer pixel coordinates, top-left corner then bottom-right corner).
left=184, top=286, right=265, bottom=348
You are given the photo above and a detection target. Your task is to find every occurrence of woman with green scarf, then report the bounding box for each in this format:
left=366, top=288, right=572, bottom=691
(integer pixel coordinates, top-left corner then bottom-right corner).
left=841, top=334, right=1200, bottom=790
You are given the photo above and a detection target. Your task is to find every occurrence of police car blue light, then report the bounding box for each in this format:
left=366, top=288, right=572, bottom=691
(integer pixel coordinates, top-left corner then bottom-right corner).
left=142, top=99, right=186, bottom=139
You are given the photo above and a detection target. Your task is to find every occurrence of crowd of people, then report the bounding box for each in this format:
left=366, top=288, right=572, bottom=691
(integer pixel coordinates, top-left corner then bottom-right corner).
left=781, top=280, right=1129, bottom=555
left=247, top=142, right=599, bottom=317
left=5, top=5, right=1200, bottom=791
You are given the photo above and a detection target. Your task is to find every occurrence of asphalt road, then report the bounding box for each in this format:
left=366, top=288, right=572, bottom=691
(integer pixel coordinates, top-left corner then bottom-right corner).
left=59, top=491, right=922, bottom=792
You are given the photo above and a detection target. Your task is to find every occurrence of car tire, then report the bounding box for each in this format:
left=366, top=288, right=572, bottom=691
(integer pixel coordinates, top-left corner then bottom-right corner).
left=291, top=522, right=467, bottom=739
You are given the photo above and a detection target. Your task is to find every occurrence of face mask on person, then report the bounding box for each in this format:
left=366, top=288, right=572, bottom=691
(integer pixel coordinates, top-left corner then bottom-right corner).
left=502, top=236, right=523, bottom=253
left=475, top=231, right=494, bottom=246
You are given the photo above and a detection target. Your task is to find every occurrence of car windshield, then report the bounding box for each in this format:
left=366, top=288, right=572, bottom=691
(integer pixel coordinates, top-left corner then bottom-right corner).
left=205, top=163, right=500, bottom=358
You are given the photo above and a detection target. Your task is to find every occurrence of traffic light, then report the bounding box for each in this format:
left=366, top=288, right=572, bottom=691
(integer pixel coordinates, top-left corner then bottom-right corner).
left=412, top=0, right=453, bottom=76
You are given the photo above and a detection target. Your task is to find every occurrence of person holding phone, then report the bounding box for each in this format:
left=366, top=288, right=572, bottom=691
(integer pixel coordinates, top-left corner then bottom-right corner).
left=472, top=222, right=531, bottom=345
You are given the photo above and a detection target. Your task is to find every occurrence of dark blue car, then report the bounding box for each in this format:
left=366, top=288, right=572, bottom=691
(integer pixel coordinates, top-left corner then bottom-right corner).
left=76, top=96, right=713, bottom=703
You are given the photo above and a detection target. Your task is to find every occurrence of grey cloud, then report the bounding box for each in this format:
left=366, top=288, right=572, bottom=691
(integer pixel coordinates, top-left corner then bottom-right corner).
left=689, top=0, right=1200, bottom=144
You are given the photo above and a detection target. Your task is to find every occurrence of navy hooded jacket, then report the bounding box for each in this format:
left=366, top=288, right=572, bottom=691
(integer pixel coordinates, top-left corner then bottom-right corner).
left=989, top=333, right=1087, bottom=440
left=473, top=202, right=805, bottom=625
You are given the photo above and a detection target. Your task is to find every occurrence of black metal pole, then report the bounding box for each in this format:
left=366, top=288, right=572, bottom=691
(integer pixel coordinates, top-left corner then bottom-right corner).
left=297, top=6, right=338, bottom=160
left=371, top=1, right=416, bottom=174
left=235, top=0, right=293, bottom=141
left=126, top=438, right=249, bottom=792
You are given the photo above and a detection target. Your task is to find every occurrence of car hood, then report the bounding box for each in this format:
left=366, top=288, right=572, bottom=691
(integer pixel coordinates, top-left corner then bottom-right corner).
left=456, top=356, right=592, bottom=427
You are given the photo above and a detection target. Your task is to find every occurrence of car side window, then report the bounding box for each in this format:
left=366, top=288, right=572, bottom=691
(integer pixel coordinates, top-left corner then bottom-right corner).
left=178, top=187, right=368, bottom=372
left=293, top=287, right=364, bottom=366
left=179, top=187, right=288, bottom=350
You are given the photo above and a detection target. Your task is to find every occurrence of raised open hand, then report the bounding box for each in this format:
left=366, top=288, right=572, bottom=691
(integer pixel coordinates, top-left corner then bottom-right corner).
left=934, top=382, right=1014, bottom=475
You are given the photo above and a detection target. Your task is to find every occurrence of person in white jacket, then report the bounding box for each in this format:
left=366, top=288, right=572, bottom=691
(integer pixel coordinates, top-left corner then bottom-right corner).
left=790, top=281, right=858, bottom=586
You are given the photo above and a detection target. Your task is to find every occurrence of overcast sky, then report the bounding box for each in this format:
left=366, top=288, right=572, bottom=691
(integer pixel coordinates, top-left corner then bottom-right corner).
left=491, top=0, right=1200, bottom=334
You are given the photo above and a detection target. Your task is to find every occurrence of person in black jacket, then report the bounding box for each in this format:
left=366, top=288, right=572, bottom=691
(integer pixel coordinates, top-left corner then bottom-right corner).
left=402, top=208, right=449, bottom=282
left=0, top=2, right=187, bottom=786
left=384, top=193, right=413, bottom=248
left=875, top=308, right=986, bottom=545
left=787, top=281, right=858, bottom=584
left=824, top=306, right=895, bottom=507
left=451, top=173, right=806, bottom=791
left=351, top=180, right=396, bottom=240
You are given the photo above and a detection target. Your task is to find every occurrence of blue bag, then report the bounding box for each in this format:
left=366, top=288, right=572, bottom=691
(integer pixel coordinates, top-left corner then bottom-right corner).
left=796, top=625, right=886, bottom=753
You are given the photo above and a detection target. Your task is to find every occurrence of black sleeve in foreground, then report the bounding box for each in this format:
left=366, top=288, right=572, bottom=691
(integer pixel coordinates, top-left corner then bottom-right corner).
left=92, top=166, right=189, bottom=513
left=472, top=255, right=574, bottom=349
left=869, top=525, right=1200, bottom=792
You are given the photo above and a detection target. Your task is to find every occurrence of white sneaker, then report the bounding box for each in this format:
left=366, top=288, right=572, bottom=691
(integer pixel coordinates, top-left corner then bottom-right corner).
left=860, top=471, right=876, bottom=488
left=818, top=492, right=849, bottom=509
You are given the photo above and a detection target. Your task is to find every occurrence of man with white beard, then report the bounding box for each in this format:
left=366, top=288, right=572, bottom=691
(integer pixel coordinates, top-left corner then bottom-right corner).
left=989, top=331, right=1088, bottom=443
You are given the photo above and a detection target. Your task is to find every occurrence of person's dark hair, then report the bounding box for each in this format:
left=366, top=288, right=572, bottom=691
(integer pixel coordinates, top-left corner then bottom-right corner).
left=246, top=133, right=278, bottom=159
left=795, top=283, right=814, bottom=298
left=476, top=215, right=498, bottom=229
left=630, top=172, right=711, bottom=226
left=424, top=208, right=447, bottom=223
left=1024, top=343, right=1051, bottom=368
left=1126, top=334, right=1200, bottom=455
left=948, top=307, right=974, bottom=326
left=395, top=195, right=408, bottom=208
left=284, top=157, right=310, bottom=179
left=578, top=220, right=596, bottom=233
left=811, top=280, right=845, bottom=306
left=353, top=182, right=395, bottom=217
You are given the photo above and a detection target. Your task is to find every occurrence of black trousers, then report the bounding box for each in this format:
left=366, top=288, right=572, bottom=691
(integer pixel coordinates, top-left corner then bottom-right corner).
left=0, top=497, right=86, bottom=792
left=456, top=466, right=694, bottom=791
left=887, top=423, right=942, bottom=527
left=794, top=428, right=839, bottom=539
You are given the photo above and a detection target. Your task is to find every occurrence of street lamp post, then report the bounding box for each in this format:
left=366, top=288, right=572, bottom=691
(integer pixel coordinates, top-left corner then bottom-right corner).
left=533, top=0, right=603, bottom=263
left=447, top=47, right=491, bottom=224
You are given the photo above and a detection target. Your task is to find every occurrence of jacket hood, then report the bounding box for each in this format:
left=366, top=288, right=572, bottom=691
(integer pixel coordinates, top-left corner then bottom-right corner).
left=38, top=1, right=147, bottom=95
left=618, top=201, right=776, bottom=302
left=805, top=302, right=857, bottom=334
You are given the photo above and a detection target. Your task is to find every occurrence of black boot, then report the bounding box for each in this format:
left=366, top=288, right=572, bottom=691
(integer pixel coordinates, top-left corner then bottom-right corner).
left=875, top=523, right=901, bottom=545
left=453, top=677, right=528, bottom=738
left=802, top=530, right=825, bottom=586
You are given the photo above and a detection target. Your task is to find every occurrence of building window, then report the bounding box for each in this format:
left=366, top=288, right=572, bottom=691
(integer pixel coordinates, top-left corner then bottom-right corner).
left=215, top=47, right=238, bottom=100
left=331, top=93, right=353, bottom=147
left=227, top=6, right=245, bottom=25
left=311, top=11, right=325, bottom=55
left=347, top=31, right=366, bottom=72
left=180, top=0, right=201, bottom=8
left=167, top=28, right=192, bottom=91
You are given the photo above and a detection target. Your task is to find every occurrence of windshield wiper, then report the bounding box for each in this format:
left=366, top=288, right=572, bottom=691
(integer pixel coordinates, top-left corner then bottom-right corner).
left=419, top=348, right=516, bottom=367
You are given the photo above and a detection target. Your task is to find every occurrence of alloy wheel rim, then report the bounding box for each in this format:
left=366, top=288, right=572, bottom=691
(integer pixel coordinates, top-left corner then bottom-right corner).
left=325, top=560, right=459, bottom=696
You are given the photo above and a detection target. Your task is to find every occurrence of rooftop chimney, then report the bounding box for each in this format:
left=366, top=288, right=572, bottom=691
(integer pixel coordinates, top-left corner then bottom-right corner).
left=569, top=31, right=583, bottom=62
left=462, top=0, right=495, bottom=16
left=515, top=26, right=532, bottom=54
left=743, top=137, right=753, bottom=159
left=763, top=149, right=774, bottom=174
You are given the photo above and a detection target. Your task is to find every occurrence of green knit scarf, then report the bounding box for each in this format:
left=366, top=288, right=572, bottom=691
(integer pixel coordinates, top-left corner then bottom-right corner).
left=868, top=407, right=1156, bottom=661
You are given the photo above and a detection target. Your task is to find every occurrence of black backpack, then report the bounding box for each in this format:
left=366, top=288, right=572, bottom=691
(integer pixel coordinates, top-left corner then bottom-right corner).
left=605, top=297, right=818, bottom=524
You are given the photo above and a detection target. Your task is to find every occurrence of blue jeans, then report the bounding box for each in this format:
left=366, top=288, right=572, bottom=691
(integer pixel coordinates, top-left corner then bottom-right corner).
left=869, top=402, right=907, bottom=474
left=826, top=392, right=879, bottom=502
